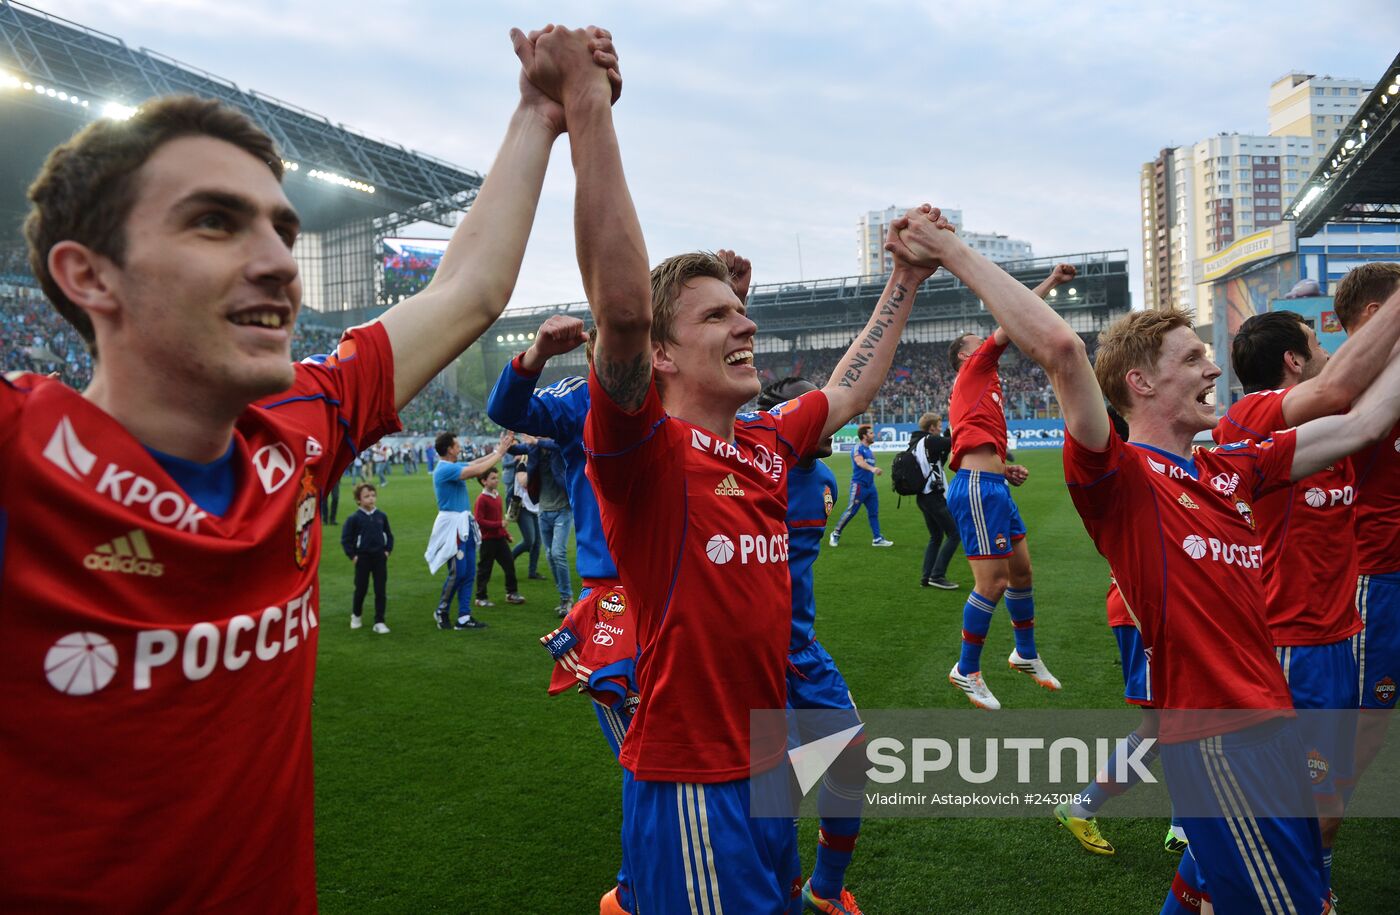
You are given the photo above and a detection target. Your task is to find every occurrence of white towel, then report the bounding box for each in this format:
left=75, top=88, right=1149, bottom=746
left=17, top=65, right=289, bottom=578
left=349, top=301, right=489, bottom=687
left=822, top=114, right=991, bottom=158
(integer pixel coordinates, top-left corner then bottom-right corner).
left=424, top=510, right=478, bottom=574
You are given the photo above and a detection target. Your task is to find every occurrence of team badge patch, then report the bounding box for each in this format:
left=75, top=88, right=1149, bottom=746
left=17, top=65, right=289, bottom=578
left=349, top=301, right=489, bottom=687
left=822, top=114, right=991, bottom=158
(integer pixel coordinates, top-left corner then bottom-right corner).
left=293, top=469, right=318, bottom=568
left=1306, top=748, right=1330, bottom=786
left=823, top=485, right=834, bottom=516
left=598, top=589, right=627, bottom=621
left=1375, top=676, right=1397, bottom=706
left=994, top=533, right=1009, bottom=552
left=1234, top=499, right=1255, bottom=529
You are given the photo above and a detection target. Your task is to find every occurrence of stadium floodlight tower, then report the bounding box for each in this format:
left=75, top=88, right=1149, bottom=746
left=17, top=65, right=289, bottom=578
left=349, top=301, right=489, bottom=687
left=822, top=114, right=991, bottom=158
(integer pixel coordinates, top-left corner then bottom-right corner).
left=1288, top=50, right=1400, bottom=238
left=0, top=0, right=484, bottom=323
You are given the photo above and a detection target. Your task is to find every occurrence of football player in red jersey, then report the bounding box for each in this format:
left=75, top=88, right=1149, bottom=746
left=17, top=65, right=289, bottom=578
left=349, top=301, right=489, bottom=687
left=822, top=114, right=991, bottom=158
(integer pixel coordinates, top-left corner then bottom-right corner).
left=1, top=30, right=620, bottom=912
left=517, top=25, right=942, bottom=914
left=1329, top=263, right=1400, bottom=819
left=1214, top=302, right=1400, bottom=899
left=892, top=214, right=1400, bottom=915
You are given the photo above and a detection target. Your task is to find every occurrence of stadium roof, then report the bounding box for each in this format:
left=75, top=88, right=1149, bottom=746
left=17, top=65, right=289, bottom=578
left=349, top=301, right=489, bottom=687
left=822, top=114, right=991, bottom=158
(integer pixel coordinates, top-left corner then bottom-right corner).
left=481, top=249, right=1131, bottom=350
left=1288, top=51, right=1400, bottom=237
left=0, top=1, right=482, bottom=234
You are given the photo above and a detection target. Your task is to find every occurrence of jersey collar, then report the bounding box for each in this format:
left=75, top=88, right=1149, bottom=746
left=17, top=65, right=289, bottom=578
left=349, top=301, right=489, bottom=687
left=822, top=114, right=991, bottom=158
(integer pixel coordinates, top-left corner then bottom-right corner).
left=1128, top=442, right=1199, bottom=480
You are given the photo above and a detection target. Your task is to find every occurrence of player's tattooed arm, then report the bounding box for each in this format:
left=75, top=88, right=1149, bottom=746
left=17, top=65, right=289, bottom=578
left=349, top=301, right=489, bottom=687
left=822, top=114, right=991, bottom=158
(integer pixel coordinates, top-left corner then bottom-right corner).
left=595, top=348, right=652, bottom=412
left=820, top=207, right=943, bottom=436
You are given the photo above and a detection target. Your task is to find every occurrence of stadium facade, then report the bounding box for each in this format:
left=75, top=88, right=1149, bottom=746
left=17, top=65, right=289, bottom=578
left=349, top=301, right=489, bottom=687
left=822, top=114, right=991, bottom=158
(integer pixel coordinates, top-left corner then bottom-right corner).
left=0, top=0, right=483, bottom=319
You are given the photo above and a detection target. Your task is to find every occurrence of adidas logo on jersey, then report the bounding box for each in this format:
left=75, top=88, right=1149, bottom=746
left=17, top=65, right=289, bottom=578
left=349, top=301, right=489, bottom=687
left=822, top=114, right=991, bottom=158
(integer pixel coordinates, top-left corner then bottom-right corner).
left=1177, top=492, right=1199, bottom=510
left=84, top=529, right=163, bottom=577
left=714, top=473, right=746, bottom=497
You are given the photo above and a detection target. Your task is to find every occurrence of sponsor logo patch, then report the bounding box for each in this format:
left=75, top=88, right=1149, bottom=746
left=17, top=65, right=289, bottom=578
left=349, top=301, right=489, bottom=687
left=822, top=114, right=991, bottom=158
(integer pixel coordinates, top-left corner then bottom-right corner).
left=84, top=529, right=163, bottom=577
left=592, top=629, right=615, bottom=647
left=45, top=631, right=118, bottom=696
left=43, top=416, right=97, bottom=480
left=1210, top=472, right=1240, bottom=497
left=1177, top=492, right=1199, bottom=510
left=253, top=442, right=297, bottom=494
left=714, top=473, right=746, bottom=497
left=705, top=534, right=736, bottom=564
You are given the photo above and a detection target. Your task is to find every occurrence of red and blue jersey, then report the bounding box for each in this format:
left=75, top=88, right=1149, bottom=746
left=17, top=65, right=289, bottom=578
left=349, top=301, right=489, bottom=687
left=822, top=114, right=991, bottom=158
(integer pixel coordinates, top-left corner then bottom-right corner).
left=1063, top=427, right=1297, bottom=743
left=1213, top=388, right=1362, bottom=645
left=487, top=357, right=617, bottom=581
left=1352, top=419, right=1400, bottom=575
left=0, top=322, right=400, bottom=911
left=786, top=458, right=838, bottom=650
left=948, top=335, right=1009, bottom=471
left=585, top=374, right=828, bottom=782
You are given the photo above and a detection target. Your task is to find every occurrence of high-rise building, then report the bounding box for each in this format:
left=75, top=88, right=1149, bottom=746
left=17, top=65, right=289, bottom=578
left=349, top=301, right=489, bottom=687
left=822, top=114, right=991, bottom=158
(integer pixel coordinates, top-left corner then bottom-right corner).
left=1138, top=71, right=1373, bottom=321
left=858, top=207, right=1032, bottom=275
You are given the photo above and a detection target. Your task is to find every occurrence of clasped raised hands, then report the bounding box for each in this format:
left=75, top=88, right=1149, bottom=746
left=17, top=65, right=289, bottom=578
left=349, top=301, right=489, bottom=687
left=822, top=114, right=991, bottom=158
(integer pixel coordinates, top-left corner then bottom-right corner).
left=512, top=24, right=621, bottom=114
left=884, top=205, right=960, bottom=281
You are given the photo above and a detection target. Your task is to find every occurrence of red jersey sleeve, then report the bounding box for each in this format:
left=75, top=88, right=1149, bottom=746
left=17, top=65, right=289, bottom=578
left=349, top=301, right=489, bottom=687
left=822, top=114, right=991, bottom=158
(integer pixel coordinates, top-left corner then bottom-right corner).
left=583, top=368, right=668, bottom=501
left=1239, top=429, right=1297, bottom=500
left=264, top=321, right=402, bottom=478
left=969, top=335, right=1010, bottom=370
left=1062, top=426, right=1130, bottom=521
left=766, top=389, right=830, bottom=461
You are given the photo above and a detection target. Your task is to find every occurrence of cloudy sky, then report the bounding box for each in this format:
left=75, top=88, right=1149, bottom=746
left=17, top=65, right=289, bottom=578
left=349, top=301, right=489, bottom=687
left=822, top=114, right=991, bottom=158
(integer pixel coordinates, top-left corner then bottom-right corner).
left=31, top=0, right=1400, bottom=309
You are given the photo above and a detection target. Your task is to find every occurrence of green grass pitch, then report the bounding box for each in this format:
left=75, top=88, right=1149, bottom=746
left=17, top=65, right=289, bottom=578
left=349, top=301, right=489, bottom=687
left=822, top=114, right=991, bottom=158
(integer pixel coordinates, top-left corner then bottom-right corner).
left=312, top=449, right=1398, bottom=913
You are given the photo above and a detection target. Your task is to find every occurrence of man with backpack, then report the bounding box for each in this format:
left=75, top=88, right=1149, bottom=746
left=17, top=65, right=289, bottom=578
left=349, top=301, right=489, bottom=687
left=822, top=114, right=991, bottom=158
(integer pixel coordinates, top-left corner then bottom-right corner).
left=906, top=412, right=961, bottom=590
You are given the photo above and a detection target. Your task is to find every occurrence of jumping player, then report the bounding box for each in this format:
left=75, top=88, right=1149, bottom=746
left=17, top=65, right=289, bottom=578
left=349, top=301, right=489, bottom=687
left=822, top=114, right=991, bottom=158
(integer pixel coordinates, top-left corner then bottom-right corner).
left=522, top=26, right=944, bottom=910
left=0, top=31, right=620, bottom=910
left=943, top=263, right=1075, bottom=709
left=759, top=376, right=867, bottom=915
left=1214, top=303, right=1400, bottom=898
left=829, top=423, right=893, bottom=548
left=892, top=213, right=1400, bottom=914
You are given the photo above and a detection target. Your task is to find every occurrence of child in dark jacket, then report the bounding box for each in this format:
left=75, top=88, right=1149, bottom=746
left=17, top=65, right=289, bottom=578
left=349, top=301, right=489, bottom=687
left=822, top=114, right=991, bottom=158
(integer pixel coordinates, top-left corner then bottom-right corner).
left=473, top=469, right=525, bottom=607
left=341, top=483, right=393, bottom=633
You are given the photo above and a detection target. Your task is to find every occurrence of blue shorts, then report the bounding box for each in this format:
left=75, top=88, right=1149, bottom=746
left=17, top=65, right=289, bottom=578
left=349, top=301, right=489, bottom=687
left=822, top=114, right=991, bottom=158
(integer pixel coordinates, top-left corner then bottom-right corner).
left=1159, top=721, right=1325, bottom=915
left=1114, top=625, right=1153, bottom=707
left=1277, top=640, right=1359, bottom=796
left=621, top=770, right=800, bottom=915
left=947, top=469, right=1026, bottom=559
left=1160, top=846, right=1209, bottom=914
left=1355, top=570, right=1400, bottom=709
left=786, top=639, right=862, bottom=743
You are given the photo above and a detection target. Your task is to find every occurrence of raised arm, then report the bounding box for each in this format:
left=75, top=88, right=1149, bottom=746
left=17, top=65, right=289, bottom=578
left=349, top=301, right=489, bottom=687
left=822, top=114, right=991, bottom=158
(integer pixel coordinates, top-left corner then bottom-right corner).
left=455, top=431, right=516, bottom=480
left=819, top=206, right=941, bottom=436
left=529, top=26, right=652, bottom=411
left=1291, top=347, right=1400, bottom=480
left=485, top=314, right=589, bottom=436
left=894, top=217, right=1110, bottom=450
left=376, top=27, right=617, bottom=411
left=1280, top=290, right=1400, bottom=426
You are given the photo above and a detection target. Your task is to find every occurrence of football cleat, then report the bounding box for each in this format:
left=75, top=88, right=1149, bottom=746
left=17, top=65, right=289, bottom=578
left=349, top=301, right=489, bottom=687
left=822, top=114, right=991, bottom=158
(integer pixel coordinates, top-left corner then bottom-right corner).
left=949, top=664, right=1001, bottom=710
left=802, top=879, right=863, bottom=914
left=1164, top=825, right=1189, bottom=854
left=1055, top=803, right=1115, bottom=855
left=599, top=885, right=628, bottom=915
left=1009, top=650, right=1062, bottom=690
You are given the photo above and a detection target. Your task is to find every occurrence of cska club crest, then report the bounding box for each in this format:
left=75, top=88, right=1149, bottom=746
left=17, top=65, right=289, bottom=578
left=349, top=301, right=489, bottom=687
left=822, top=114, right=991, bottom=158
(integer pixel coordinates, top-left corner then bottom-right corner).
left=1234, top=499, right=1255, bottom=530
left=597, top=589, right=627, bottom=621
left=1306, top=748, right=1330, bottom=786
left=823, top=486, right=834, bottom=517
left=1376, top=676, right=1397, bottom=706
left=293, top=469, right=318, bottom=568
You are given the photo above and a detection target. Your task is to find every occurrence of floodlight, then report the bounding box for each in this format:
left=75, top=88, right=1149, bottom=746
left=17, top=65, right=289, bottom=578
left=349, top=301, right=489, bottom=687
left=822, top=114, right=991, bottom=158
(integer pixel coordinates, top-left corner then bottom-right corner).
left=102, top=101, right=136, bottom=120
left=1067, top=287, right=1078, bottom=296
left=496, top=335, right=504, bottom=343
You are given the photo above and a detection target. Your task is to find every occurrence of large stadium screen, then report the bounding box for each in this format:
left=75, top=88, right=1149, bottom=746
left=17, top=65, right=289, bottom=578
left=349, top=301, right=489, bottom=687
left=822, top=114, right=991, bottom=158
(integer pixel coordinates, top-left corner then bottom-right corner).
left=383, top=237, right=449, bottom=300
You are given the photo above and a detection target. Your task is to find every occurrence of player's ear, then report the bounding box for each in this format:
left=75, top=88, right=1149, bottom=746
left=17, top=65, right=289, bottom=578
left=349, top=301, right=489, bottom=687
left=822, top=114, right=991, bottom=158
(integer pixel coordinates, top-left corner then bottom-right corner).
left=49, top=240, right=123, bottom=323
left=652, top=340, right=677, bottom=378
left=1124, top=367, right=1153, bottom=400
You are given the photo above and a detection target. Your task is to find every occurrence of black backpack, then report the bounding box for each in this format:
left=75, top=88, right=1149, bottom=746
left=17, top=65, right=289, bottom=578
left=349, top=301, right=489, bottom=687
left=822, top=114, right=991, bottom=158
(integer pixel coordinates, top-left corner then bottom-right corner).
left=890, top=436, right=929, bottom=497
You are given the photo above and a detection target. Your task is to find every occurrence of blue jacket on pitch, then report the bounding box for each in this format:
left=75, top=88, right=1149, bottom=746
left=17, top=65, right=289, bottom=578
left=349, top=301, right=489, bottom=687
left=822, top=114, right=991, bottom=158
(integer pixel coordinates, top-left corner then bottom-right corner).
left=486, top=357, right=617, bottom=581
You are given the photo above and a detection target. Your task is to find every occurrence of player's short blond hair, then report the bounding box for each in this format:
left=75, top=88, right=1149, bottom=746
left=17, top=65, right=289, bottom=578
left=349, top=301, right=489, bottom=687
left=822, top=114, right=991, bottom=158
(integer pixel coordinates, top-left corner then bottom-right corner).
left=1094, top=309, right=1194, bottom=416
left=649, top=252, right=730, bottom=345
left=1333, top=262, right=1400, bottom=332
